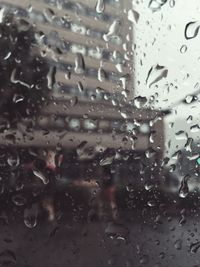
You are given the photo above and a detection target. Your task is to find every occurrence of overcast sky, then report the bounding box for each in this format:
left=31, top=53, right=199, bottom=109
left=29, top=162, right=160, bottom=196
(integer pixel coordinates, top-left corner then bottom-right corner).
left=132, top=0, right=200, bottom=154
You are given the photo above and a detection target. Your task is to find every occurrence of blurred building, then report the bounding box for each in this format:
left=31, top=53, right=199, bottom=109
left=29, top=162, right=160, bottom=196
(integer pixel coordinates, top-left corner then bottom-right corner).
left=0, top=0, right=164, bottom=157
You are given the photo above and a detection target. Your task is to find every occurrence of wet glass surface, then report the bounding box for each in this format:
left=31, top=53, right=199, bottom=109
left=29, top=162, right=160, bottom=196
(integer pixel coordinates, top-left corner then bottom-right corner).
left=0, top=0, right=199, bottom=266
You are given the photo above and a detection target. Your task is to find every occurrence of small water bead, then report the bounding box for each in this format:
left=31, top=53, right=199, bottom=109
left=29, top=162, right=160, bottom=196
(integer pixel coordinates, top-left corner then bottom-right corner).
left=180, top=45, right=187, bottom=54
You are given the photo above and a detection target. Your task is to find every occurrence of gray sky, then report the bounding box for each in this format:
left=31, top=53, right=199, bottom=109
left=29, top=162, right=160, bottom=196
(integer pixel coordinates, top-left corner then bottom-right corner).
left=133, top=0, right=200, bottom=155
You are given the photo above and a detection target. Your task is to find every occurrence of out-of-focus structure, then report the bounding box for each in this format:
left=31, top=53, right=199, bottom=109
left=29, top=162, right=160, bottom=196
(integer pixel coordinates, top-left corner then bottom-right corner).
left=0, top=0, right=164, bottom=154
left=0, top=0, right=166, bottom=194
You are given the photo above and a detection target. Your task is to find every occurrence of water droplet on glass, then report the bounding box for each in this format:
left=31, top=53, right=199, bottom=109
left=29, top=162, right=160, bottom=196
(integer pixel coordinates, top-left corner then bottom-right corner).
left=77, top=81, right=83, bottom=92
left=159, top=252, right=165, bottom=259
left=105, top=222, right=129, bottom=240
left=95, top=0, right=105, bottom=14
left=179, top=175, right=189, bottom=198
left=18, top=19, right=31, bottom=32
left=133, top=96, right=147, bottom=108
left=184, top=95, right=197, bottom=104
left=33, top=169, right=49, bottom=185
left=190, top=124, right=200, bottom=133
left=43, top=8, right=55, bottom=23
left=149, top=0, right=167, bottom=12
left=185, top=138, right=193, bottom=152
left=144, top=181, right=154, bottom=191
left=190, top=241, right=200, bottom=253
left=69, top=96, right=78, bottom=107
left=24, top=205, right=38, bottom=228
left=0, top=8, right=5, bottom=24
left=174, top=239, right=182, bottom=250
left=171, top=150, right=181, bottom=160
left=147, top=200, right=156, bottom=207
left=128, top=9, right=140, bottom=24
left=175, top=131, right=188, bottom=140
left=186, top=115, right=193, bottom=123
left=27, top=4, right=33, bottom=13
left=7, top=153, right=20, bottom=167
left=76, top=141, right=88, bottom=158
left=74, top=53, right=85, bottom=74
left=10, top=68, right=30, bottom=88
left=103, top=19, right=121, bottom=42
left=13, top=94, right=24, bottom=103
left=116, top=63, right=123, bottom=73
left=65, top=71, right=71, bottom=80
left=185, top=21, right=200, bottom=40
left=145, top=148, right=156, bottom=159
left=4, top=51, right=11, bottom=60
left=120, top=111, right=129, bottom=119
left=100, top=149, right=115, bottom=166
left=12, top=194, right=26, bottom=206
left=180, top=45, right=187, bottom=54
left=98, top=67, right=106, bottom=82
left=146, top=64, right=168, bottom=87
left=47, top=66, right=56, bottom=89
left=169, top=0, right=175, bottom=7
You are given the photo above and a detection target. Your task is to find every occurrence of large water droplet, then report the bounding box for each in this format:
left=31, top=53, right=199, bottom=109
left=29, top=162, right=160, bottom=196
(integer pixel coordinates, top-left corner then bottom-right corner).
left=68, top=96, right=78, bottom=107
left=18, top=19, right=31, bottom=32
left=0, top=7, right=5, bottom=23
left=171, top=150, right=181, bottom=160
left=105, top=222, right=129, bottom=240
left=190, top=241, right=200, bottom=253
left=185, top=21, right=200, bottom=40
left=97, top=67, right=106, bottom=82
left=74, top=53, right=85, bottom=74
left=43, top=8, right=55, bottom=23
left=24, top=205, right=38, bottom=228
left=174, top=239, right=182, bottom=250
left=169, top=0, right=175, bottom=7
left=65, top=70, right=71, bottom=80
left=175, top=131, right=188, bottom=140
left=179, top=175, right=189, bottom=198
left=103, top=19, right=121, bottom=42
left=7, top=152, right=20, bottom=167
left=147, top=200, right=156, bottom=207
left=148, top=0, right=167, bottom=12
left=12, top=194, right=26, bottom=206
left=47, top=66, right=56, bottom=89
left=77, top=81, right=83, bottom=92
left=13, top=94, right=24, bottom=104
left=184, top=138, right=193, bottom=152
left=128, top=9, right=140, bottom=24
left=146, top=64, right=168, bottom=87
left=145, top=148, right=156, bottom=159
left=3, top=51, right=11, bottom=60
left=133, top=96, right=147, bottom=108
left=120, top=111, right=129, bottom=119
left=95, top=0, right=105, bottom=14
left=33, top=169, right=49, bottom=185
left=190, top=124, right=200, bottom=133
left=100, top=149, right=115, bottom=166
left=10, top=68, right=30, bottom=88
left=180, top=45, right=187, bottom=54
left=184, top=95, right=197, bottom=104
left=144, top=181, right=154, bottom=191
left=76, top=141, right=88, bottom=158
